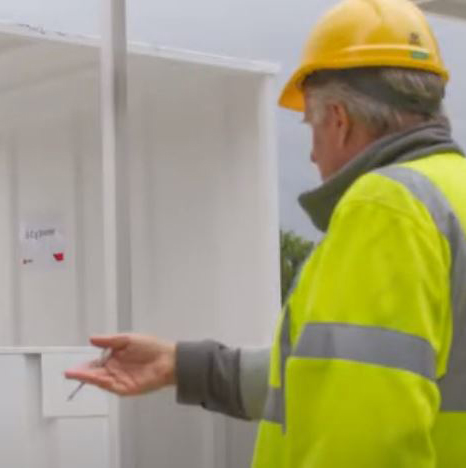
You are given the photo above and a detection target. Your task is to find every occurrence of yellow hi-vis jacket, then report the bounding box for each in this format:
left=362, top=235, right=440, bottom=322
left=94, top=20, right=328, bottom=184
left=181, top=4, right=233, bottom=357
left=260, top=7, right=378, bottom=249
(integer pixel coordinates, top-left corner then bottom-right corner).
left=252, top=152, right=466, bottom=468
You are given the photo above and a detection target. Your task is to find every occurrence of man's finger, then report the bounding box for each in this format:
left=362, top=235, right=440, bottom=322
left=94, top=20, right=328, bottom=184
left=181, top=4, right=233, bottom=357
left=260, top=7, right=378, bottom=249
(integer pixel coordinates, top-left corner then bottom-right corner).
left=66, top=372, right=130, bottom=396
left=90, top=335, right=130, bottom=350
left=64, top=367, right=111, bottom=383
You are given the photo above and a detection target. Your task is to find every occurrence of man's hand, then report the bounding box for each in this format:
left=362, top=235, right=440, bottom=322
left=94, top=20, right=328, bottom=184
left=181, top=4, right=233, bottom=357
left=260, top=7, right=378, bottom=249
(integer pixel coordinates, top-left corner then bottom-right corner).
left=65, top=334, right=176, bottom=396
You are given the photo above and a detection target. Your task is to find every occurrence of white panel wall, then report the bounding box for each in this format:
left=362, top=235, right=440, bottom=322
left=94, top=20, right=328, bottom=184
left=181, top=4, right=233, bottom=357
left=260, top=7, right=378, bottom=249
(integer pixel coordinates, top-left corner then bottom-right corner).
left=128, top=60, right=277, bottom=468
left=0, top=33, right=280, bottom=468
left=128, top=60, right=278, bottom=345
left=17, top=117, right=78, bottom=344
left=0, top=139, right=15, bottom=344
left=0, top=350, right=110, bottom=468
left=0, top=85, right=105, bottom=346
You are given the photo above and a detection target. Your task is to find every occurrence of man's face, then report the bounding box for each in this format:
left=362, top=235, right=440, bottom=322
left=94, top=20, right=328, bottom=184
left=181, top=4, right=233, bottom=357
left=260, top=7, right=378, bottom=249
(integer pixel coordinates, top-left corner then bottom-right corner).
left=304, top=88, right=374, bottom=181
left=306, top=107, right=341, bottom=180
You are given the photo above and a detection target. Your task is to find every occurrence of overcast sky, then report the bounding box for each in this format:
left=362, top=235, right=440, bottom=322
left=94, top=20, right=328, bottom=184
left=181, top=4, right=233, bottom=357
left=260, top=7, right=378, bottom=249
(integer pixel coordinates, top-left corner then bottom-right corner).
left=1, top=0, right=465, bottom=241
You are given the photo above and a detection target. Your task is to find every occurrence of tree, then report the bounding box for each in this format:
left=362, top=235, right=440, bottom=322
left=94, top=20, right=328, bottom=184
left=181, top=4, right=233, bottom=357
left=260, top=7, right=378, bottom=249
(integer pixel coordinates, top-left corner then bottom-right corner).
left=280, top=230, right=313, bottom=304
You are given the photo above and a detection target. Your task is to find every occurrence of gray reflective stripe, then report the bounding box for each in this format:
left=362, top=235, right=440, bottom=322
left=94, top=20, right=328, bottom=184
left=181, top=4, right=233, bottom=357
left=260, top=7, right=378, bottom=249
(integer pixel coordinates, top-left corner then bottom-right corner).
left=239, top=348, right=270, bottom=420
left=280, top=306, right=292, bottom=389
left=262, top=387, right=283, bottom=424
left=263, top=320, right=435, bottom=425
left=264, top=249, right=316, bottom=426
left=295, top=323, right=436, bottom=380
left=378, top=165, right=466, bottom=410
left=278, top=306, right=291, bottom=428
left=262, top=307, right=292, bottom=426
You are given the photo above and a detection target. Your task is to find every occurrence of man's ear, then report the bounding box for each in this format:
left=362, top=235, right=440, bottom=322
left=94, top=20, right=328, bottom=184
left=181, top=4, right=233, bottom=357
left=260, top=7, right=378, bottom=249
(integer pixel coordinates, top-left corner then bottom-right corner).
left=330, top=102, right=352, bottom=147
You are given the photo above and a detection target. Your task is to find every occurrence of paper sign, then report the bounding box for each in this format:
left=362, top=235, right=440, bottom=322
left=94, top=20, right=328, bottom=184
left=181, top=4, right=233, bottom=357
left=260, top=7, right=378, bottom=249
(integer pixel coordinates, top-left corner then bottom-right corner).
left=20, top=220, right=66, bottom=269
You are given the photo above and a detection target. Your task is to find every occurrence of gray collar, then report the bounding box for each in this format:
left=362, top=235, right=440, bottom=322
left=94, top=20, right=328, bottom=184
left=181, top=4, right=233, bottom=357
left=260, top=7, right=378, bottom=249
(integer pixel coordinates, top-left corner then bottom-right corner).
left=299, top=121, right=464, bottom=232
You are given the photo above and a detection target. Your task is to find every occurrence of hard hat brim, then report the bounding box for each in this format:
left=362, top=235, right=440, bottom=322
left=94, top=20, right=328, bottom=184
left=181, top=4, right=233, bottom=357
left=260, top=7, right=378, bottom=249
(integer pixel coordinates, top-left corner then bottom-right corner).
left=279, top=60, right=449, bottom=113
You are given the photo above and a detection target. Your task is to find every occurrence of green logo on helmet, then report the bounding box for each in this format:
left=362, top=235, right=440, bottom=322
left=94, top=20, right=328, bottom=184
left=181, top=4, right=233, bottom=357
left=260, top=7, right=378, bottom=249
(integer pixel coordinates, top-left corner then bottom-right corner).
left=411, top=51, right=430, bottom=60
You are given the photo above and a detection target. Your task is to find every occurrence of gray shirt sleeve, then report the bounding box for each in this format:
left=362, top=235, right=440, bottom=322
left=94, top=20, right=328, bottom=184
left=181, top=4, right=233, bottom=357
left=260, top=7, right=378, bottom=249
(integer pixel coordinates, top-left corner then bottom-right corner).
left=176, top=341, right=270, bottom=421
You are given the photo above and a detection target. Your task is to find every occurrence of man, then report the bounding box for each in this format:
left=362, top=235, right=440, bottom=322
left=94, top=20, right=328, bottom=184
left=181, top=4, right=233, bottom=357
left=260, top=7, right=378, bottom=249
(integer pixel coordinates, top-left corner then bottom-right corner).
left=66, top=0, right=466, bottom=466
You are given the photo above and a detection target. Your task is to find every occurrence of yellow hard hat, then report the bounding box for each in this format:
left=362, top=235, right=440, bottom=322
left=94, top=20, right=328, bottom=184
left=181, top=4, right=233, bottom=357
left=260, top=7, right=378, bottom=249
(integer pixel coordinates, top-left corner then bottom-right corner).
left=280, top=0, right=449, bottom=112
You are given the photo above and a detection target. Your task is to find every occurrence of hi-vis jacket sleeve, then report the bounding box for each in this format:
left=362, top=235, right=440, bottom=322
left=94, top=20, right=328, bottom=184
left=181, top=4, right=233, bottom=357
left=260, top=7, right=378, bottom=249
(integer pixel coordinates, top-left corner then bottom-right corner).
left=285, top=174, right=452, bottom=468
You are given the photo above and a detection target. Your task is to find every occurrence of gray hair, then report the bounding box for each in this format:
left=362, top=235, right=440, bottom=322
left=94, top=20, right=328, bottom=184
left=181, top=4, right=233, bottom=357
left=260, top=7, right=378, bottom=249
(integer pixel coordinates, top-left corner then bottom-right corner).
left=303, top=67, right=448, bottom=136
